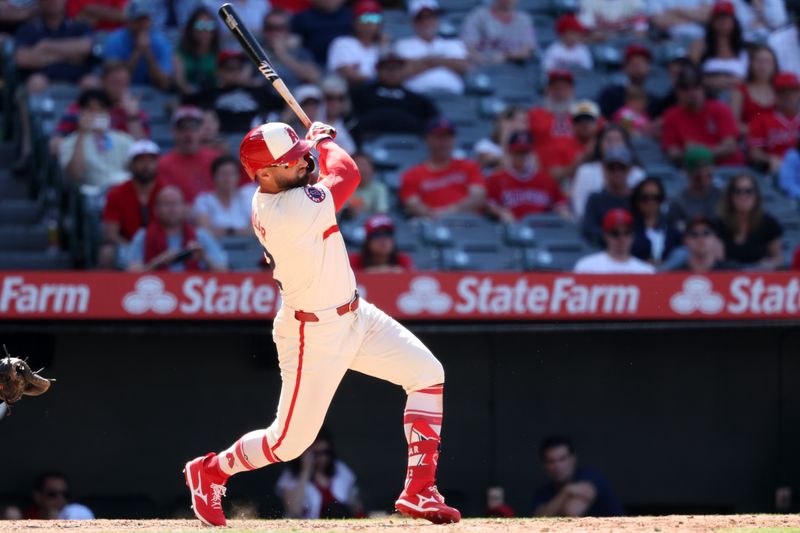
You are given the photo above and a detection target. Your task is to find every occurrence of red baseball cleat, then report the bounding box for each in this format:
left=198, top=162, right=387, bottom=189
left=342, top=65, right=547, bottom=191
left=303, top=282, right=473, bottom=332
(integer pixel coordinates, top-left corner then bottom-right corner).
left=183, top=453, right=228, bottom=527
left=395, top=483, right=461, bottom=524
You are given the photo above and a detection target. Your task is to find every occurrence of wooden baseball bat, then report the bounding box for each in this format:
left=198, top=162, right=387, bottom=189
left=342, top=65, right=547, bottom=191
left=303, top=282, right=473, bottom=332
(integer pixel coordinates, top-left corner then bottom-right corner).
left=218, top=3, right=312, bottom=129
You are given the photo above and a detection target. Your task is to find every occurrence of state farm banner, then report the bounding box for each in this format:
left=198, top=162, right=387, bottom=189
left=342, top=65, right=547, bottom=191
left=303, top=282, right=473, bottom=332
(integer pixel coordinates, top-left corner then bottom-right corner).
left=1, top=271, right=799, bottom=321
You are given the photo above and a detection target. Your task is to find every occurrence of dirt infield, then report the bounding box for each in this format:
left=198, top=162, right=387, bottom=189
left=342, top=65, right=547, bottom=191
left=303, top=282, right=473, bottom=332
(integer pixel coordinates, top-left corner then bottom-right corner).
left=2, top=515, right=800, bottom=533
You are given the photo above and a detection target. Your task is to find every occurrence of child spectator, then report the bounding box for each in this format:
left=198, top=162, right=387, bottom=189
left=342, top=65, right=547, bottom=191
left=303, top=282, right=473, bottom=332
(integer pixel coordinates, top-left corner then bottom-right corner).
left=103, top=0, right=173, bottom=90
left=326, top=0, right=384, bottom=85
left=58, top=89, right=134, bottom=187
left=630, top=177, right=682, bottom=266
left=400, top=118, right=486, bottom=218
left=460, top=0, right=537, bottom=65
left=260, top=8, right=321, bottom=88
left=747, top=72, right=800, bottom=174
left=730, top=45, right=777, bottom=135
left=127, top=186, right=228, bottom=272
left=349, top=215, right=413, bottom=273
left=575, top=208, right=655, bottom=273
left=486, top=132, right=569, bottom=223
left=193, top=155, right=252, bottom=238
left=542, top=14, right=592, bottom=74
left=157, top=106, right=223, bottom=203
left=291, top=0, right=353, bottom=66
left=613, top=86, right=650, bottom=136
left=99, top=139, right=162, bottom=269
left=173, top=6, right=220, bottom=97
left=342, top=153, right=389, bottom=220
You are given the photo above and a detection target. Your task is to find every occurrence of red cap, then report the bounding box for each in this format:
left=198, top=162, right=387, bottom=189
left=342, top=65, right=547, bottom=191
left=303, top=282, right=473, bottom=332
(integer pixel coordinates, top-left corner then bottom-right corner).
left=508, top=131, right=533, bottom=152
left=624, top=44, right=652, bottom=63
left=354, top=0, right=382, bottom=16
left=548, top=69, right=574, bottom=84
left=217, top=49, right=246, bottom=65
left=239, top=122, right=313, bottom=180
left=711, top=1, right=735, bottom=16
left=365, top=214, right=395, bottom=238
left=556, top=13, right=587, bottom=35
left=774, top=71, right=800, bottom=91
left=602, top=208, right=634, bottom=232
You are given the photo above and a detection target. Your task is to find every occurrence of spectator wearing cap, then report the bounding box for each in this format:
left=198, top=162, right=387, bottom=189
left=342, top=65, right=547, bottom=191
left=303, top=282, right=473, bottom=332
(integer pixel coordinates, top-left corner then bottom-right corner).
left=173, top=6, right=221, bottom=97
left=127, top=185, right=228, bottom=272
left=575, top=208, right=655, bottom=273
left=187, top=49, right=283, bottom=134
left=400, top=118, right=486, bottom=218
left=67, top=0, right=126, bottom=30
left=13, top=0, right=93, bottom=89
left=537, top=99, right=602, bottom=184
left=778, top=136, right=800, bottom=200
left=52, top=61, right=151, bottom=156
left=747, top=72, right=800, bottom=174
left=486, top=132, right=569, bottom=223
left=99, top=139, right=163, bottom=269
left=581, top=145, right=635, bottom=245
left=260, top=8, right=321, bottom=89
left=326, top=0, right=384, bottom=85
left=630, top=177, right=682, bottom=266
left=597, top=44, right=654, bottom=120
left=577, top=0, right=648, bottom=42
left=291, top=0, right=353, bottom=66
left=527, top=71, right=576, bottom=175
left=666, top=145, right=722, bottom=229
left=730, top=45, right=777, bottom=135
left=394, top=0, right=470, bottom=95
left=59, top=88, right=135, bottom=187
left=193, top=155, right=252, bottom=238
left=572, top=124, right=645, bottom=218
left=341, top=153, right=389, bottom=220
left=689, top=1, right=747, bottom=83
left=156, top=106, right=223, bottom=203
left=661, top=63, right=743, bottom=166
left=349, top=214, right=413, bottom=273
left=668, top=215, right=729, bottom=272
left=350, top=50, right=438, bottom=140
left=542, top=14, right=592, bottom=74
left=460, top=0, right=538, bottom=66
left=103, top=0, right=173, bottom=90
left=648, top=0, right=714, bottom=42
left=321, top=75, right=356, bottom=154
left=716, top=174, right=783, bottom=270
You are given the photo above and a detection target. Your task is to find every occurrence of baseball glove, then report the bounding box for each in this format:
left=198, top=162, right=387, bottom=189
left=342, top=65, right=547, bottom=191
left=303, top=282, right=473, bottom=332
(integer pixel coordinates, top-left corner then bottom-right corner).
left=0, top=345, right=53, bottom=412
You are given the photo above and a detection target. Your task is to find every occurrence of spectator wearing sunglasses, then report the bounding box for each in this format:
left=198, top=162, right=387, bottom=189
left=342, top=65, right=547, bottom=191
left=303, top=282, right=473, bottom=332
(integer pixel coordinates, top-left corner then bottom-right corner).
left=260, top=9, right=321, bottom=89
left=629, top=177, right=682, bottom=266
left=716, top=174, right=784, bottom=270
left=321, top=75, right=356, bottom=154
left=574, top=208, right=655, bottom=273
left=174, top=7, right=220, bottom=97
left=24, top=471, right=94, bottom=520
left=326, top=0, right=384, bottom=85
left=669, top=215, right=729, bottom=272
left=581, top=146, right=635, bottom=246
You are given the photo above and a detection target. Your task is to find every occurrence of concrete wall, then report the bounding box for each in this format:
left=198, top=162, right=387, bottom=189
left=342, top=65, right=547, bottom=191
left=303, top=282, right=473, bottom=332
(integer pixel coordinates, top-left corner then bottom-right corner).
left=1, top=323, right=798, bottom=518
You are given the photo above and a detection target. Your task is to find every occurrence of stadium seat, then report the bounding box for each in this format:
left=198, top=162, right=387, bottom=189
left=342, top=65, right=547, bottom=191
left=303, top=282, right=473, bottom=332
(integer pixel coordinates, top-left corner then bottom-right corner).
left=408, top=247, right=441, bottom=270
left=362, top=134, right=427, bottom=171
left=382, top=10, right=414, bottom=39
left=533, top=15, right=557, bottom=47
left=421, top=214, right=503, bottom=251
left=522, top=240, right=594, bottom=271
left=0, top=224, right=49, bottom=251
left=504, top=222, right=538, bottom=247
left=0, top=251, right=73, bottom=270
left=440, top=247, right=522, bottom=271
left=431, top=94, right=480, bottom=125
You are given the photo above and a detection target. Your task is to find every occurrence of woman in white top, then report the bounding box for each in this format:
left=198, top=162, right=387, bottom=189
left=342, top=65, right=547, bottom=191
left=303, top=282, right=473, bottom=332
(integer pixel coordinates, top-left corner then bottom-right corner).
left=276, top=428, right=363, bottom=519
left=571, top=124, right=645, bottom=218
left=690, top=2, right=748, bottom=86
left=326, top=0, right=384, bottom=85
left=193, top=155, right=252, bottom=237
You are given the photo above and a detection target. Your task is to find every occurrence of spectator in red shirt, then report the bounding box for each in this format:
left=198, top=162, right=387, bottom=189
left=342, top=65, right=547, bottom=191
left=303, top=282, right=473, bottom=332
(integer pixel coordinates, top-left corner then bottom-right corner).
left=67, top=0, right=126, bottom=30
left=537, top=100, right=602, bottom=186
left=747, top=72, right=800, bottom=174
left=400, top=118, right=487, bottom=218
left=661, top=63, right=744, bottom=166
left=349, top=214, right=414, bottom=273
left=99, top=139, right=162, bottom=269
left=730, top=44, right=777, bottom=135
left=156, top=106, right=222, bottom=203
left=529, top=70, right=576, bottom=154
left=486, top=132, right=570, bottom=223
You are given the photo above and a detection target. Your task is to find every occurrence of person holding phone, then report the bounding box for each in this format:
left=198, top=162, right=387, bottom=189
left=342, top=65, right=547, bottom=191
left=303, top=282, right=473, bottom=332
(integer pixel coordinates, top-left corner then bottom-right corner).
left=126, top=185, right=228, bottom=272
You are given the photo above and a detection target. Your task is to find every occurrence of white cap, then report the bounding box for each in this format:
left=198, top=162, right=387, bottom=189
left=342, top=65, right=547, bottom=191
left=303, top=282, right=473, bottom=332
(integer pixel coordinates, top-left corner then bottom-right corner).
left=127, top=139, right=160, bottom=161
left=408, top=0, right=439, bottom=16
left=294, top=84, right=324, bottom=104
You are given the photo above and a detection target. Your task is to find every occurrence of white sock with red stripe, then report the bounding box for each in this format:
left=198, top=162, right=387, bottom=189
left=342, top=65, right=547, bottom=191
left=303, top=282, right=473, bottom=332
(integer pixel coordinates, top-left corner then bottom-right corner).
left=216, top=429, right=279, bottom=477
left=404, top=384, right=443, bottom=442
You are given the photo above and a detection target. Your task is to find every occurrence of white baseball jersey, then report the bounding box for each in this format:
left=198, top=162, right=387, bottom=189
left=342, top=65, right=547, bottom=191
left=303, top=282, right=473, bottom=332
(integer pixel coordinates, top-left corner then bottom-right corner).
left=251, top=182, right=356, bottom=311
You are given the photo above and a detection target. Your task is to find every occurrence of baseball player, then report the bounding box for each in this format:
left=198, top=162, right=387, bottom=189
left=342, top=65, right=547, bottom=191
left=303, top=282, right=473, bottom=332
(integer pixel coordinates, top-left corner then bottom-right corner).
left=183, top=121, right=460, bottom=526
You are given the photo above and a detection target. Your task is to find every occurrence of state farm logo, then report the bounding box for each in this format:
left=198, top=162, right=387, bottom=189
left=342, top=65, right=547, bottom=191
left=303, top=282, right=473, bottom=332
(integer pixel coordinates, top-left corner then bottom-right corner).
left=123, top=276, right=177, bottom=314
left=669, top=276, right=724, bottom=315
left=397, top=277, right=452, bottom=315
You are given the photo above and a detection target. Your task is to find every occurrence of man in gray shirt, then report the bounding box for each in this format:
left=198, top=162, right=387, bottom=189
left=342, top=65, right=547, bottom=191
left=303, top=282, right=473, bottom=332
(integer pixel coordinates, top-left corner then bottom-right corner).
left=460, top=0, right=538, bottom=64
left=666, top=146, right=722, bottom=231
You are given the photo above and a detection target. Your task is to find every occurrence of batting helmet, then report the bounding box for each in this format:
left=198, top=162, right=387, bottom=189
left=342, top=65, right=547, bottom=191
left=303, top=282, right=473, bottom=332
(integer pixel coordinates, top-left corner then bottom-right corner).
left=240, top=122, right=314, bottom=181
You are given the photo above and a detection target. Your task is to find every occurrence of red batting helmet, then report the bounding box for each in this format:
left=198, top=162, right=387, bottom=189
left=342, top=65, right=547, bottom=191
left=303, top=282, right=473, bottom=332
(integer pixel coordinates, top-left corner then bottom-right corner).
left=240, top=122, right=314, bottom=180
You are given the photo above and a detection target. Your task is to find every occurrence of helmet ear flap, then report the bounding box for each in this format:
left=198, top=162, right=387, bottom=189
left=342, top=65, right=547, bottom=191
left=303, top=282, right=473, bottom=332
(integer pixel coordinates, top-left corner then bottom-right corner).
left=305, top=152, right=318, bottom=177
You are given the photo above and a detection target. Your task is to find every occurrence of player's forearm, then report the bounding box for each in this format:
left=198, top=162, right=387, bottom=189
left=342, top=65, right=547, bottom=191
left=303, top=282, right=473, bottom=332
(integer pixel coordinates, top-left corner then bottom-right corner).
left=317, top=140, right=360, bottom=211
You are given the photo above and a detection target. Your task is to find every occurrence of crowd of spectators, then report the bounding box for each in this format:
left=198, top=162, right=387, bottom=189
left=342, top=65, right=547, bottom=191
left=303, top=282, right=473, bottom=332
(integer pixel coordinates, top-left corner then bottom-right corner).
left=3, top=0, right=800, bottom=273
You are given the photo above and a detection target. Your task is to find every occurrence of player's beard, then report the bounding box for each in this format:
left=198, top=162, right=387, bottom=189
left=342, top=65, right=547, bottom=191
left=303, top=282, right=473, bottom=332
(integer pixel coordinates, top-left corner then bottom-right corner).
left=276, top=166, right=310, bottom=190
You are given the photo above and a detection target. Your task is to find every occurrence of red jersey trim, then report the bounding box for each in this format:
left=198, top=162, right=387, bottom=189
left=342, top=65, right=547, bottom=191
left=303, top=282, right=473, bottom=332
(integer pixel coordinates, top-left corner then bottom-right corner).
left=322, top=224, right=340, bottom=240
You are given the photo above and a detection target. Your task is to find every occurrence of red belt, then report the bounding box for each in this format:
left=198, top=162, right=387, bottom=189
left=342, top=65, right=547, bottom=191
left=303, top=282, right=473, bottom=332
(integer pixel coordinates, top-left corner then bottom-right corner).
left=294, top=292, right=359, bottom=322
